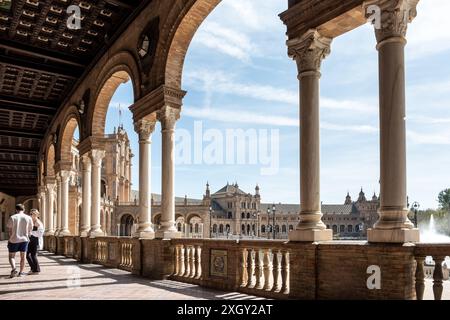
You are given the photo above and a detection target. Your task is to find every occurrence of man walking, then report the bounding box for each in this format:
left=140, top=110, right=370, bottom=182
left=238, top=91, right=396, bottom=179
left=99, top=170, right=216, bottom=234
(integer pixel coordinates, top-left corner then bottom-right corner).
left=7, top=204, right=33, bottom=278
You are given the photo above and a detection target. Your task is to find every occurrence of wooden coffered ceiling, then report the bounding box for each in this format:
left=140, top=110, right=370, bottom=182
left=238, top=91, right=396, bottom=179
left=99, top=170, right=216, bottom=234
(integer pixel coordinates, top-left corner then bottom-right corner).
left=0, top=0, right=149, bottom=196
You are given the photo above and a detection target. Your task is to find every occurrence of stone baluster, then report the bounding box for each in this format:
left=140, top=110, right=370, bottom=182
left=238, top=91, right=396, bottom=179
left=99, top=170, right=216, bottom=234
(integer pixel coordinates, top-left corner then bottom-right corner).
left=179, top=245, right=185, bottom=277
left=281, top=251, right=290, bottom=294
left=185, top=246, right=191, bottom=277
left=415, top=255, right=425, bottom=300
left=190, top=246, right=196, bottom=278
left=240, top=249, right=248, bottom=287
left=263, top=249, right=272, bottom=291
left=433, top=256, right=444, bottom=300
left=255, top=249, right=263, bottom=290
left=195, top=246, right=202, bottom=279
left=175, top=245, right=180, bottom=276
left=272, top=250, right=282, bottom=292
left=247, top=249, right=255, bottom=288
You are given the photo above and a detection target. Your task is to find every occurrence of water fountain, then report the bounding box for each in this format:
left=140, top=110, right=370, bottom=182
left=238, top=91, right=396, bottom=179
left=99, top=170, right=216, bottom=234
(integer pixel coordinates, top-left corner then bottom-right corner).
left=420, top=214, right=450, bottom=266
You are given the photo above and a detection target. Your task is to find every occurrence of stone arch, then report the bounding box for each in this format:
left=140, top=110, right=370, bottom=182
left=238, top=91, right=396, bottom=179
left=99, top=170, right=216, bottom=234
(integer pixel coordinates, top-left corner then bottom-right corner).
left=120, top=213, right=134, bottom=237
left=186, top=213, right=203, bottom=224
left=161, top=0, right=221, bottom=90
left=57, top=109, right=81, bottom=164
left=88, top=51, right=141, bottom=138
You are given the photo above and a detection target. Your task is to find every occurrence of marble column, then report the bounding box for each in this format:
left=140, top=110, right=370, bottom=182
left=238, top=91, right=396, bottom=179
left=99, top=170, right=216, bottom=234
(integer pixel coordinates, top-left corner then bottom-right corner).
left=80, top=155, right=91, bottom=237
left=287, top=29, right=333, bottom=242
left=55, top=174, right=62, bottom=236
left=45, top=180, right=55, bottom=235
left=156, top=106, right=182, bottom=239
left=366, top=0, right=420, bottom=243
left=59, top=170, right=71, bottom=236
left=89, top=149, right=105, bottom=238
left=39, top=187, right=47, bottom=229
left=133, top=118, right=156, bottom=239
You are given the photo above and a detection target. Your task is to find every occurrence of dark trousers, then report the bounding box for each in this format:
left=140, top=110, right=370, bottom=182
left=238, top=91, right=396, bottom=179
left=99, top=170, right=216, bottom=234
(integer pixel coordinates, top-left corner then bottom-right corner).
left=26, top=236, right=40, bottom=272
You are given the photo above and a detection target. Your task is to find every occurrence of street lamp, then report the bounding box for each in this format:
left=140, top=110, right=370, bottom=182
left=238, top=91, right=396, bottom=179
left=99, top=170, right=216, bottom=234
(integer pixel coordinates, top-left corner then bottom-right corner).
left=209, top=205, right=213, bottom=238
left=253, top=211, right=260, bottom=239
left=267, top=207, right=271, bottom=239
left=412, top=201, right=420, bottom=228
left=272, top=204, right=276, bottom=240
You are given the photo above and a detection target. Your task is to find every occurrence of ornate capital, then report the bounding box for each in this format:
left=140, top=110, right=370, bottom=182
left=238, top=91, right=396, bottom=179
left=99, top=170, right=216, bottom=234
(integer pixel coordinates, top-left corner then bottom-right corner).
left=89, top=149, right=106, bottom=167
left=157, top=106, right=181, bottom=131
left=287, top=29, right=332, bottom=74
left=46, top=182, right=56, bottom=192
left=81, top=154, right=92, bottom=171
left=364, top=0, right=419, bottom=43
left=59, top=170, right=71, bottom=183
left=134, top=117, right=157, bottom=141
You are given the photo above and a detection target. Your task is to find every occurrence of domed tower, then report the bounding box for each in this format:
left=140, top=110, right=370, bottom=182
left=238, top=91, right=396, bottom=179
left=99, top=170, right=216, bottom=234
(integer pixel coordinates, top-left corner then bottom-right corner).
left=345, top=192, right=352, bottom=205
left=372, top=192, right=378, bottom=202
left=205, top=181, right=211, bottom=198
left=255, top=184, right=260, bottom=198
left=358, top=188, right=367, bottom=202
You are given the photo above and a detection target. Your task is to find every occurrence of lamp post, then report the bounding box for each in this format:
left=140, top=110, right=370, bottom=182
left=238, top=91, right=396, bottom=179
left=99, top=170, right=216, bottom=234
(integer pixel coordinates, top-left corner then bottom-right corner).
left=272, top=204, right=276, bottom=240
left=412, top=201, right=420, bottom=228
left=209, top=205, right=213, bottom=239
left=267, top=207, right=271, bottom=239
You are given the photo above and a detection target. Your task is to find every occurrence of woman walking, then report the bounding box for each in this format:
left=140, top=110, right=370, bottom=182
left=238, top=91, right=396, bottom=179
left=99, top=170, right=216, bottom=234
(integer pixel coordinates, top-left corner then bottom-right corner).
left=26, top=209, right=44, bottom=275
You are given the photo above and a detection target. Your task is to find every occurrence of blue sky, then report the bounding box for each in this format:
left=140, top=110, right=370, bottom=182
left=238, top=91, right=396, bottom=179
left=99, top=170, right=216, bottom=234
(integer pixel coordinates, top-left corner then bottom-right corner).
left=104, top=0, right=450, bottom=209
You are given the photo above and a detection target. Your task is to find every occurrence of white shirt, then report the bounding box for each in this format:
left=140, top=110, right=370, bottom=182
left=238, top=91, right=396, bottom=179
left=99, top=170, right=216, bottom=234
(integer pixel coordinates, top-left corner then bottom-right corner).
left=31, top=220, right=45, bottom=250
left=7, top=212, right=33, bottom=244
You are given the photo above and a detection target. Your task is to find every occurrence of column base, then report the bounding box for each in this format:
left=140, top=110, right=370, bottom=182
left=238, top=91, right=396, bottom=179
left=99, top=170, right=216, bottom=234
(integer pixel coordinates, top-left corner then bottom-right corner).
left=44, top=231, right=55, bottom=236
left=58, top=230, right=71, bottom=237
left=134, top=231, right=155, bottom=239
left=80, top=231, right=89, bottom=237
left=289, top=229, right=332, bottom=242
left=155, top=230, right=182, bottom=240
left=89, top=229, right=104, bottom=238
left=367, top=228, right=420, bottom=243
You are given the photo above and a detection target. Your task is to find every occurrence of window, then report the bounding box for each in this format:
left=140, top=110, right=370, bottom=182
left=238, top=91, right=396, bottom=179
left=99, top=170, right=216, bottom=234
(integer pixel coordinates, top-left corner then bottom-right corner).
left=340, top=225, right=345, bottom=233
left=242, top=224, right=246, bottom=234
left=261, top=225, right=266, bottom=233
left=228, top=212, right=232, bottom=219
left=332, top=225, right=338, bottom=234
left=228, top=202, right=232, bottom=209
left=213, top=224, right=217, bottom=233
left=219, top=224, right=224, bottom=234
left=195, top=223, right=199, bottom=234
left=289, top=225, right=294, bottom=231
left=348, top=225, right=353, bottom=233
left=246, top=212, right=250, bottom=219
left=282, top=225, right=287, bottom=233
left=275, top=225, right=280, bottom=233
left=177, top=223, right=182, bottom=232
left=241, top=212, right=245, bottom=219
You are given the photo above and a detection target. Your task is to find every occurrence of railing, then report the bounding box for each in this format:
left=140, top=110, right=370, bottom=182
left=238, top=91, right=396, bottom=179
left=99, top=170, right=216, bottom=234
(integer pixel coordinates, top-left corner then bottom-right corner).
left=240, top=244, right=290, bottom=296
left=414, top=244, right=450, bottom=300
left=172, top=240, right=203, bottom=284
left=119, top=239, right=135, bottom=272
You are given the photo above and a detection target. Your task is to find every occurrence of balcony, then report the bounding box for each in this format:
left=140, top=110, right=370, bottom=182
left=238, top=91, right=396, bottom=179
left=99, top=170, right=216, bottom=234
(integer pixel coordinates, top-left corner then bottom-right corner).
left=43, top=235, right=450, bottom=300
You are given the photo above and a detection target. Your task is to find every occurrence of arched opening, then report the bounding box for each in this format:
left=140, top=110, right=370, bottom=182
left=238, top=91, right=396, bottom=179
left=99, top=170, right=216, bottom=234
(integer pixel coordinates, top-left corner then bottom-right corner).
left=282, top=225, right=287, bottom=233
left=261, top=225, right=266, bottom=233
left=332, top=225, right=338, bottom=234
left=120, top=214, right=134, bottom=237
left=219, top=224, right=224, bottom=234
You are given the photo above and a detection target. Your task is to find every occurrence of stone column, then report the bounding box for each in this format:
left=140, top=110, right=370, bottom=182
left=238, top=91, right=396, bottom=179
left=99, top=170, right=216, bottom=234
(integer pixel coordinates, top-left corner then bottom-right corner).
left=89, top=149, right=105, bottom=238
left=287, top=29, right=333, bottom=242
left=133, top=118, right=156, bottom=239
left=55, top=174, right=62, bottom=236
left=80, top=155, right=91, bottom=237
left=156, top=106, right=182, bottom=239
left=59, top=170, right=71, bottom=236
left=366, top=0, right=420, bottom=243
left=45, top=180, right=55, bottom=235
left=39, top=187, right=47, bottom=229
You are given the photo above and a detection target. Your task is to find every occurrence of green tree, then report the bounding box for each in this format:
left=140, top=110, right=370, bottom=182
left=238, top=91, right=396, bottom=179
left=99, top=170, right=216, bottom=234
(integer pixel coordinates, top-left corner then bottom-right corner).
left=438, top=189, right=450, bottom=211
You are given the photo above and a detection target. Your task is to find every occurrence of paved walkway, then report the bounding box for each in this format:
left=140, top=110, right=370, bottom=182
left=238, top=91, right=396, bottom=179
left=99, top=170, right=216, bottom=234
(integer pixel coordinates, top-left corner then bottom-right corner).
left=0, top=241, right=264, bottom=300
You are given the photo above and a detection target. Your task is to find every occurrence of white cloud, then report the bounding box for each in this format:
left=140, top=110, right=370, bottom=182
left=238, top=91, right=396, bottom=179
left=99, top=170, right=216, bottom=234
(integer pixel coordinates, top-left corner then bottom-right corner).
left=321, top=122, right=378, bottom=134
left=408, top=115, right=450, bottom=125
left=185, top=69, right=377, bottom=114
left=407, top=130, right=450, bottom=145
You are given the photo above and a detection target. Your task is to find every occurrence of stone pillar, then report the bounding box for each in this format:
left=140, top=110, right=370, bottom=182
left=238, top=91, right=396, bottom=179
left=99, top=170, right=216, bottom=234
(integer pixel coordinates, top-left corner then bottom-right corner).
left=365, top=0, right=420, bottom=243
left=156, top=106, right=182, bottom=239
left=39, top=187, right=47, bottom=229
left=80, top=155, right=91, bottom=237
left=287, top=29, right=332, bottom=242
left=45, top=180, right=55, bottom=235
left=89, top=149, right=105, bottom=238
left=133, top=118, right=156, bottom=239
left=55, top=174, right=62, bottom=236
left=59, top=170, right=71, bottom=236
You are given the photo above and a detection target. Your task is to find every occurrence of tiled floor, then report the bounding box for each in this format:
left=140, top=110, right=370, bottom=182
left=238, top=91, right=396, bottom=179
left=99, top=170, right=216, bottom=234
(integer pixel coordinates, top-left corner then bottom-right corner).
left=0, top=242, right=265, bottom=300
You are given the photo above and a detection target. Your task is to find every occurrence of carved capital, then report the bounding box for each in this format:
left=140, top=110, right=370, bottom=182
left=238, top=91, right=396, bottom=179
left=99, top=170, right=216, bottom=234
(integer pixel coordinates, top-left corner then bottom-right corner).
left=89, top=149, right=106, bottom=167
left=134, top=116, right=157, bottom=141
left=46, top=182, right=56, bottom=193
left=157, top=106, right=181, bottom=131
left=59, top=170, right=71, bottom=183
left=287, top=29, right=332, bottom=74
left=81, top=154, right=92, bottom=171
left=364, top=0, right=419, bottom=43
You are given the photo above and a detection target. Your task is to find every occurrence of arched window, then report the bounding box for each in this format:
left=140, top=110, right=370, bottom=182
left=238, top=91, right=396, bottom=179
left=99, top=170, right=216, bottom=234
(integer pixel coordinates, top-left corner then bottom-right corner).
left=246, top=212, right=250, bottom=219
left=228, top=212, right=232, bottom=219
left=261, top=225, right=266, bottom=233
left=275, top=225, right=280, bottom=233
left=332, top=225, right=338, bottom=234
left=177, top=223, right=182, bottom=232
left=326, top=225, right=330, bottom=229
left=226, top=224, right=230, bottom=234
left=289, top=225, right=294, bottom=231
left=252, top=224, right=255, bottom=233
left=282, top=225, right=287, bottom=233
left=189, top=224, right=193, bottom=233
left=247, top=224, right=251, bottom=235
left=340, top=225, right=345, bottom=233
left=101, top=180, right=107, bottom=199
left=213, top=224, right=217, bottom=233
left=219, top=224, right=224, bottom=234
left=241, top=224, right=246, bottom=234
left=195, top=223, right=199, bottom=234
left=348, top=225, right=353, bottom=233
left=241, top=212, right=245, bottom=219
